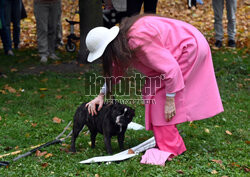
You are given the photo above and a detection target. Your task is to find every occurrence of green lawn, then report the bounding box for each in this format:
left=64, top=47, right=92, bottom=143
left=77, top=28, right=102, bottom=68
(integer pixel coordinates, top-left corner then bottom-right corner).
left=0, top=48, right=249, bottom=176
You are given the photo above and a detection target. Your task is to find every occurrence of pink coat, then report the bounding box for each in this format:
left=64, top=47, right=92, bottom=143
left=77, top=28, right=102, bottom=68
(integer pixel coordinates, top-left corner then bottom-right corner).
left=127, top=16, right=224, bottom=130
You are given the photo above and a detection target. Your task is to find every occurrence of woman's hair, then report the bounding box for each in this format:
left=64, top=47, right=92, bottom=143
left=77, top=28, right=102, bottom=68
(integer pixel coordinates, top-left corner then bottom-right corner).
left=102, top=14, right=148, bottom=96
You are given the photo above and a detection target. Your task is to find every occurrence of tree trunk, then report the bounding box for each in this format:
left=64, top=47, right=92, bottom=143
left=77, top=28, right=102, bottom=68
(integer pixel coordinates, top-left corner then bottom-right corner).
left=78, top=0, right=103, bottom=64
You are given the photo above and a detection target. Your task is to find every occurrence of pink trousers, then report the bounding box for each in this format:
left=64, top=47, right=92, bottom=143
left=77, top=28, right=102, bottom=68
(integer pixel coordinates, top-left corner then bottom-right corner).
left=153, top=125, right=186, bottom=156
left=140, top=125, right=186, bottom=166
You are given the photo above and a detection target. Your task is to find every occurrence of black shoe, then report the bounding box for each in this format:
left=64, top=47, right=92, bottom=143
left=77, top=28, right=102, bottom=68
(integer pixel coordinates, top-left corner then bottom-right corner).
left=228, top=40, right=236, bottom=48
left=215, top=40, right=222, bottom=48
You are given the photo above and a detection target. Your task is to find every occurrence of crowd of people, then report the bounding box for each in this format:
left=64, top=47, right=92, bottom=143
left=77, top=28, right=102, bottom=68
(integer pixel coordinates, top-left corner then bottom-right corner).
left=0, top=0, right=237, bottom=62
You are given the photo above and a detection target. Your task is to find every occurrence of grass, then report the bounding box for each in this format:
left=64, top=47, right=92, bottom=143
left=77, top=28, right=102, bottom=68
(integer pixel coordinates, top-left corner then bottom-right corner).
left=0, top=47, right=249, bottom=176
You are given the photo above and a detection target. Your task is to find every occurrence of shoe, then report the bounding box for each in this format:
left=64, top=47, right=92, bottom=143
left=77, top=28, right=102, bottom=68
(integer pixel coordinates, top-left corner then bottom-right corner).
left=7, top=50, right=14, bottom=56
left=40, top=56, right=48, bottom=63
left=215, top=40, right=222, bottom=48
left=49, top=53, right=60, bottom=60
left=228, top=40, right=236, bottom=48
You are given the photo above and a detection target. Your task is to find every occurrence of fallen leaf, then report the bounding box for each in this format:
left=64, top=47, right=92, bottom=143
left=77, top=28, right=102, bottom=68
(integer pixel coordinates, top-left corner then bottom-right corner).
left=41, top=78, right=48, bottom=82
left=53, top=117, right=62, bottom=124
left=10, top=68, right=18, bottom=72
left=245, top=141, right=250, bottom=145
left=211, top=170, right=218, bottom=174
left=244, top=168, right=250, bottom=172
left=226, top=130, right=232, bottom=135
left=205, top=128, right=210, bottom=133
left=56, top=95, right=63, bottom=99
left=0, top=116, right=2, bottom=121
left=4, top=85, right=16, bottom=93
left=39, top=88, right=48, bottom=91
left=36, top=150, right=47, bottom=157
left=31, top=123, right=37, bottom=127
left=40, top=94, right=46, bottom=98
left=211, top=159, right=222, bottom=164
left=45, top=153, right=53, bottom=158
left=231, top=162, right=240, bottom=167
left=176, top=170, right=184, bottom=174
left=41, top=163, right=48, bottom=168
left=0, top=90, right=7, bottom=94
left=60, top=147, right=70, bottom=153
left=128, top=149, right=135, bottom=154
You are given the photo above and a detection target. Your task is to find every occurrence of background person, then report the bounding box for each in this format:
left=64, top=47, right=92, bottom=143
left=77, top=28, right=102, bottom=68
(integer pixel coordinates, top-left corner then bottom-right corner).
left=34, top=0, right=61, bottom=63
left=212, top=0, right=237, bottom=48
left=0, top=0, right=14, bottom=56
left=4, top=0, right=22, bottom=50
left=84, top=15, right=224, bottom=165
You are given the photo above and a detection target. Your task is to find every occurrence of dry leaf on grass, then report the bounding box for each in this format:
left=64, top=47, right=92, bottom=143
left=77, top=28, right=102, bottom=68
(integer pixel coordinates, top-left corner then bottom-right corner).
left=53, top=117, right=62, bottom=124
left=211, top=159, right=222, bottom=164
left=211, top=170, right=218, bottom=174
left=45, top=153, right=53, bottom=158
left=128, top=149, right=135, bottom=154
left=226, top=130, right=232, bottom=135
left=41, top=163, right=48, bottom=168
left=35, top=150, right=47, bottom=157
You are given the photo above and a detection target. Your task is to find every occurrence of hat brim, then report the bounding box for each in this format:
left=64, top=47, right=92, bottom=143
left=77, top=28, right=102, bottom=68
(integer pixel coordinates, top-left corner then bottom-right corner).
left=87, top=26, right=119, bottom=63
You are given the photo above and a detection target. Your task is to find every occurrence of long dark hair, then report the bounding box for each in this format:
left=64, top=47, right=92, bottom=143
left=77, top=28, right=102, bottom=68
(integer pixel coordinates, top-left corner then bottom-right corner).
left=102, top=14, right=148, bottom=96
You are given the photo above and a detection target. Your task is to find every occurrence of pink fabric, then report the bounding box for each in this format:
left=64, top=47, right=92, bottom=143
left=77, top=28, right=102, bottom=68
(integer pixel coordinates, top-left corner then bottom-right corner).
left=153, top=125, right=186, bottom=156
left=140, top=148, right=172, bottom=166
left=126, top=16, right=224, bottom=130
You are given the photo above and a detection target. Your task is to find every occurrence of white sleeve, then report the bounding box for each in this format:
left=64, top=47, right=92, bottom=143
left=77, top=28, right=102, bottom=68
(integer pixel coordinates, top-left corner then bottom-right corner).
left=166, top=93, right=176, bottom=98
left=100, top=82, right=107, bottom=95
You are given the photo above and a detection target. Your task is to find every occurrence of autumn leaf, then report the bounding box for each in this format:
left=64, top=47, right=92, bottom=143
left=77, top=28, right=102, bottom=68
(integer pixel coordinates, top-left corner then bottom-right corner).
left=31, top=123, right=37, bottom=127
left=56, top=95, right=63, bottom=99
left=10, top=68, right=18, bottom=72
left=231, top=162, right=240, bottom=167
left=128, top=149, right=135, bottom=154
left=41, top=163, right=48, bottom=168
left=4, top=84, right=16, bottom=93
left=40, top=94, right=46, bottom=98
left=226, top=130, right=232, bottom=135
left=211, top=170, right=218, bottom=174
left=0, top=90, right=7, bottom=94
left=36, top=150, right=47, bottom=157
left=211, top=159, right=222, bottom=164
left=204, top=128, right=210, bottom=133
left=39, top=88, right=48, bottom=91
left=245, top=141, right=250, bottom=145
left=244, top=168, right=250, bottom=172
left=41, top=78, right=48, bottom=82
left=176, top=170, right=184, bottom=174
left=0, top=116, right=2, bottom=121
left=53, top=117, right=62, bottom=124
left=45, top=153, right=53, bottom=158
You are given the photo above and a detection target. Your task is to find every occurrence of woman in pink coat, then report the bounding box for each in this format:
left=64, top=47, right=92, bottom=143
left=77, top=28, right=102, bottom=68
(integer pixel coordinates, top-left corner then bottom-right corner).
left=85, top=15, right=224, bottom=165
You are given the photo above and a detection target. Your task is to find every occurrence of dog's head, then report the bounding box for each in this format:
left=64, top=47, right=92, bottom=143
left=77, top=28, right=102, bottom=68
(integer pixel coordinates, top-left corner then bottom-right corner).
left=111, top=104, right=135, bottom=127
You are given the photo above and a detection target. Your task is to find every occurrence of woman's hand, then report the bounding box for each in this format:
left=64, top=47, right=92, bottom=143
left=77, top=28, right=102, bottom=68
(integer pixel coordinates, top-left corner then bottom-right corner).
left=165, top=97, right=176, bottom=122
left=85, top=94, right=104, bottom=116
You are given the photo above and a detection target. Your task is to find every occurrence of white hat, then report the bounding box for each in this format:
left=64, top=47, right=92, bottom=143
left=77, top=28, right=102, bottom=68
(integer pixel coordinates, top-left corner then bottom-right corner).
left=86, top=26, right=120, bottom=62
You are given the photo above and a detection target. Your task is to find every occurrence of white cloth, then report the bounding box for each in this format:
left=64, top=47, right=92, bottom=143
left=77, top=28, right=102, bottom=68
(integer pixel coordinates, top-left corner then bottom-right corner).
left=79, top=137, right=155, bottom=164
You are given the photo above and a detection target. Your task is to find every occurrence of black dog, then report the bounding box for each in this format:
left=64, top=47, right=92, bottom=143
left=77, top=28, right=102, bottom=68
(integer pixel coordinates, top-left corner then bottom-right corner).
left=70, top=102, right=135, bottom=154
